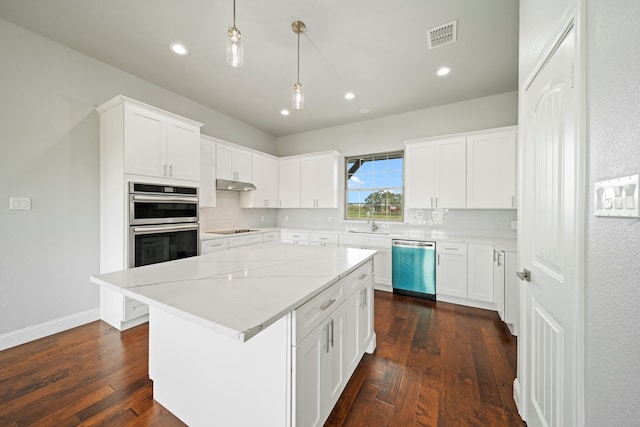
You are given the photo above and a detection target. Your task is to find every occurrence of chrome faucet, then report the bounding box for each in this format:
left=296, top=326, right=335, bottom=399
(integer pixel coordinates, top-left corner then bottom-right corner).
left=370, top=218, right=379, bottom=232
left=367, top=208, right=379, bottom=232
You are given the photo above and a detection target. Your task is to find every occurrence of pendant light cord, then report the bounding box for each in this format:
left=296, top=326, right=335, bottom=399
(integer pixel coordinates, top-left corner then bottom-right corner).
left=233, top=0, right=236, bottom=27
left=297, top=32, right=300, bottom=83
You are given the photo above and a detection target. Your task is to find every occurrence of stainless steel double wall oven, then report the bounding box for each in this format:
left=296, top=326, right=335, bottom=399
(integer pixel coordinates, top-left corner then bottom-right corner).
left=128, top=182, right=199, bottom=267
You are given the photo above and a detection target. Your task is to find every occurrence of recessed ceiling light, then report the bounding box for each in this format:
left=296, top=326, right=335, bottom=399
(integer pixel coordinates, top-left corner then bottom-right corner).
left=436, top=66, right=451, bottom=77
left=170, top=43, right=189, bottom=56
left=280, top=109, right=290, bottom=116
left=359, top=108, right=370, bottom=114
left=344, top=92, right=355, bottom=100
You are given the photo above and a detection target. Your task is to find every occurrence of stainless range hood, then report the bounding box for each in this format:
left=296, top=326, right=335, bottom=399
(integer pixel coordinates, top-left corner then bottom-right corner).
left=216, top=178, right=256, bottom=192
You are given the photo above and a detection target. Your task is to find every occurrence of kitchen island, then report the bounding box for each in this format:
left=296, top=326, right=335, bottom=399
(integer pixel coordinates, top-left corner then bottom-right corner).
left=91, top=244, right=377, bottom=427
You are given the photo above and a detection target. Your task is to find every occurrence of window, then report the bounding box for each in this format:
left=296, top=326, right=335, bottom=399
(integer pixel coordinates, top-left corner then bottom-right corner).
left=345, top=152, right=403, bottom=221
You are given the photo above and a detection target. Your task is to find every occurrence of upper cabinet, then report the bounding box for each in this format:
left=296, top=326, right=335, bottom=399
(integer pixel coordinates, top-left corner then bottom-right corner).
left=405, top=137, right=466, bottom=210
left=216, top=143, right=252, bottom=182
left=240, top=152, right=279, bottom=208
left=200, top=136, right=217, bottom=208
left=278, top=158, right=301, bottom=208
left=98, top=96, right=203, bottom=183
left=300, top=153, right=341, bottom=208
left=466, top=130, right=517, bottom=209
left=279, top=152, right=341, bottom=209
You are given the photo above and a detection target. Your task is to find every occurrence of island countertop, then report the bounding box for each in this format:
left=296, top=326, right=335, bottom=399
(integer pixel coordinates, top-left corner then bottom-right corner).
left=91, top=244, right=376, bottom=342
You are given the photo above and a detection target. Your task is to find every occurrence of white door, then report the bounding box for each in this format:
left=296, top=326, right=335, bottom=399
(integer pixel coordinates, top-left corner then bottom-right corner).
left=519, top=23, right=580, bottom=427
left=124, top=104, right=166, bottom=177
left=279, top=158, right=301, bottom=208
left=435, top=138, right=466, bottom=208
left=300, top=156, right=319, bottom=208
left=405, top=143, right=436, bottom=209
left=167, top=119, right=200, bottom=181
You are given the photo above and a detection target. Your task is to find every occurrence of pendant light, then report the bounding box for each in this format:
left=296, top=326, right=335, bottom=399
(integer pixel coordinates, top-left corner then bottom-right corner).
left=226, top=0, right=243, bottom=67
left=292, top=21, right=306, bottom=110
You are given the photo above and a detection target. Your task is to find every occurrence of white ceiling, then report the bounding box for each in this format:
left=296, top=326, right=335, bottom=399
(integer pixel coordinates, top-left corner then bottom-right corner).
left=0, top=0, right=519, bottom=137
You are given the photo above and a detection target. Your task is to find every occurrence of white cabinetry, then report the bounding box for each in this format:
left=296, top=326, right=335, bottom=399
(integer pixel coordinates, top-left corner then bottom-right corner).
left=504, top=251, right=519, bottom=335
left=436, top=243, right=468, bottom=298
left=339, top=234, right=391, bottom=290
left=280, top=230, right=310, bottom=245
left=493, top=248, right=506, bottom=320
left=241, top=153, right=279, bottom=208
left=404, top=137, right=466, bottom=210
left=344, top=262, right=374, bottom=378
left=310, top=231, right=339, bottom=247
left=467, top=244, right=495, bottom=303
left=201, top=238, right=229, bottom=253
left=278, top=158, right=301, bottom=208
left=216, top=143, right=252, bottom=182
left=98, top=96, right=202, bottom=183
left=200, top=137, right=216, bottom=208
left=466, top=130, right=517, bottom=208
left=300, top=153, right=340, bottom=208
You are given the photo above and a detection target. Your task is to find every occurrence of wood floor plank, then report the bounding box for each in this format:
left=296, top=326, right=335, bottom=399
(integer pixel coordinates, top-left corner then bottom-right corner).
left=0, top=291, right=524, bottom=427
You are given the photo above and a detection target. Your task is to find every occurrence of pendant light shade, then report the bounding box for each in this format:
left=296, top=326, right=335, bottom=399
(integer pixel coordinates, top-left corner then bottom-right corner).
left=292, top=21, right=306, bottom=110
left=226, top=0, right=243, bottom=67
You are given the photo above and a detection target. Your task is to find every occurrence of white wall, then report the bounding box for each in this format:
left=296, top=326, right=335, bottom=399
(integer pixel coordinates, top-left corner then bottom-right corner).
left=0, top=18, right=275, bottom=339
left=585, top=0, right=640, bottom=424
left=276, top=91, right=518, bottom=157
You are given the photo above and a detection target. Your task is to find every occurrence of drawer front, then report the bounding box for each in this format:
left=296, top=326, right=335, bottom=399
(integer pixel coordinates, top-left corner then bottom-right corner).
left=345, top=260, right=373, bottom=296
left=124, top=296, right=148, bottom=321
left=281, top=230, right=310, bottom=244
left=339, top=234, right=364, bottom=247
left=364, top=236, right=392, bottom=249
left=294, top=279, right=345, bottom=344
left=228, top=233, right=263, bottom=248
left=262, top=231, right=279, bottom=242
left=437, top=242, right=467, bottom=255
left=201, top=238, right=229, bottom=253
left=310, top=232, right=339, bottom=245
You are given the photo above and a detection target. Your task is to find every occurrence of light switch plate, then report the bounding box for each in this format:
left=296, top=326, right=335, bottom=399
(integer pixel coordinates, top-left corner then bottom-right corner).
left=594, top=174, right=639, bottom=218
left=9, top=197, right=31, bottom=210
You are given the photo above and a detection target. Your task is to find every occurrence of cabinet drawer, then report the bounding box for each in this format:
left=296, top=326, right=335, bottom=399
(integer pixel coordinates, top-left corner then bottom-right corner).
left=228, top=233, right=263, bottom=248
left=262, top=231, right=279, bottom=242
left=294, top=279, right=345, bottom=344
left=339, top=234, right=364, bottom=247
left=310, top=232, right=339, bottom=245
left=281, top=230, right=310, bottom=244
left=344, top=260, right=373, bottom=296
left=201, top=238, right=229, bottom=253
left=124, top=296, right=148, bottom=321
left=437, top=242, right=467, bottom=255
left=364, top=236, right=391, bottom=249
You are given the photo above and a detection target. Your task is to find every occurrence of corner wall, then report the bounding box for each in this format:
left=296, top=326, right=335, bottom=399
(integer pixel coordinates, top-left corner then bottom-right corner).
left=0, top=18, right=275, bottom=341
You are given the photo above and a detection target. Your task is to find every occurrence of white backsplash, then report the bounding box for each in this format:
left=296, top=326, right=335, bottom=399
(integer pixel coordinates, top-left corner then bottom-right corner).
left=276, top=208, right=517, bottom=238
left=199, top=191, right=278, bottom=232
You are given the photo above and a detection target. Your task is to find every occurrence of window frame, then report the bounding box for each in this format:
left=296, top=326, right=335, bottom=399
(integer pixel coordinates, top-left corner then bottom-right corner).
left=344, top=150, right=404, bottom=222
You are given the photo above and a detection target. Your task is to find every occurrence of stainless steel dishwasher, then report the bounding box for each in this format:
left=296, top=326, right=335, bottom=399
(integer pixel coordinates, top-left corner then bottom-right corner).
left=391, top=240, right=436, bottom=300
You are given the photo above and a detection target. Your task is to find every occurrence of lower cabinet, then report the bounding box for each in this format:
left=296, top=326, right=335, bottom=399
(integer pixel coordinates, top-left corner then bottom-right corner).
left=436, top=243, right=468, bottom=298
left=493, top=249, right=506, bottom=320
left=293, top=259, right=374, bottom=427
left=467, top=243, right=495, bottom=303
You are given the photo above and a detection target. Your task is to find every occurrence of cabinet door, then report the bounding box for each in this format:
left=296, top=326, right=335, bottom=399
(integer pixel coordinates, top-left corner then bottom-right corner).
left=435, top=138, right=466, bottom=208
left=167, top=119, right=200, bottom=181
left=295, top=325, right=324, bottom=427
left=124, top=104, right=166, bottom=177
left=436, top=253, right=468, bottom=298
left=233, top=148, right=252, bottom=182
left=216, top=144, right=234, bottom=180
left=359, top=281, right=374, bottom=352
left=466, top=131, right=516, bottom=209
left=279, top=158, right=301, bottom=208
left=493, top=249, right=506, bottom=320
left=371, top=248, right=391, bottom=288
left=315, top=154, right=338, bottom=208
left=324, top=306, right=345, bottom=414
left=300, top=156, right=319, bottom=208
left=241, top=153, right=278, bottom=208
left=344, top=291, right=361, bottom=377
left=200, top=140, right=216, bottom=207
left=467, top=244, right=495, bottom=302
left=405, top=144, right=436, bottom=209
left=504, top=251, right=519, bottom=332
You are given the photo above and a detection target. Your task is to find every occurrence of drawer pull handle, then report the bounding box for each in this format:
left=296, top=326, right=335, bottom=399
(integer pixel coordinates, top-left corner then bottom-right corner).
left=320, top=298, right=337, bottom=311
left=444, top=247, right=458, bottom=251
left=358, top=273, right=368, bottom=280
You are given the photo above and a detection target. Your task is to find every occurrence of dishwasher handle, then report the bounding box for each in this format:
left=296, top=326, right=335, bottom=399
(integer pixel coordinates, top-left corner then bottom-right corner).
left=392, top=239, right=435, bottom=249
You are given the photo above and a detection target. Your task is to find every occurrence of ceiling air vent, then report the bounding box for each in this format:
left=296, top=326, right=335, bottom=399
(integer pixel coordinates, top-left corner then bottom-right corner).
left=427, top=20, right=457, bottom=49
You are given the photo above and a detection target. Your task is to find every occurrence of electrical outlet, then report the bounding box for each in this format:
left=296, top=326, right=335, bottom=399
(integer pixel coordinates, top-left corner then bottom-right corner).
left=284, top=215, right=289, bottom=222
left=511, top=220, right=518, bottom=230
left=9, top=197, right=31, bottom=210
left=260, top=215, right=265, bottom=222
left=328, top=216, right=332, bottom=223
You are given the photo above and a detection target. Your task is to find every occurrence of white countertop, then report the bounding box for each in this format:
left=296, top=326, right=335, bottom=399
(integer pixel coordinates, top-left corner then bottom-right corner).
left=200, top=227, right=517, bottom=252
left=91, top=245, right=376, bottom=342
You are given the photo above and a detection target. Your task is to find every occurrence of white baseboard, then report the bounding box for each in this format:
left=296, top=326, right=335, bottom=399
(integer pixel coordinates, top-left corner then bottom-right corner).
left=0, top=308, right=100, bottom=351
left=513, top=377, right=522, bottom=416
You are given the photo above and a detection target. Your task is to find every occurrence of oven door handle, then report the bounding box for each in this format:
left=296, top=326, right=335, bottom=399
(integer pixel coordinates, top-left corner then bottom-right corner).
left=131, top=195, right=198, bottom=203
left=131, top=224, right=199, bottom=234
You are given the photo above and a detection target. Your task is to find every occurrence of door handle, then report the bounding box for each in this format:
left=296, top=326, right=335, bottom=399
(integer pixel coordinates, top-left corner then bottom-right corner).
left=516, top=269, right=531, bottom=282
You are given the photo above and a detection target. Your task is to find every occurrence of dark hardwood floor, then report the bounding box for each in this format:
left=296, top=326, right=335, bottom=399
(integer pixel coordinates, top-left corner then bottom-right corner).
left=0, top=291, right=524, bottom=426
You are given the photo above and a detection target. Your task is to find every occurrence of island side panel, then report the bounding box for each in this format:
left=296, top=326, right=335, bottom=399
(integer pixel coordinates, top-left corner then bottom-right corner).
left=149, top=307, right=292, bottom=427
